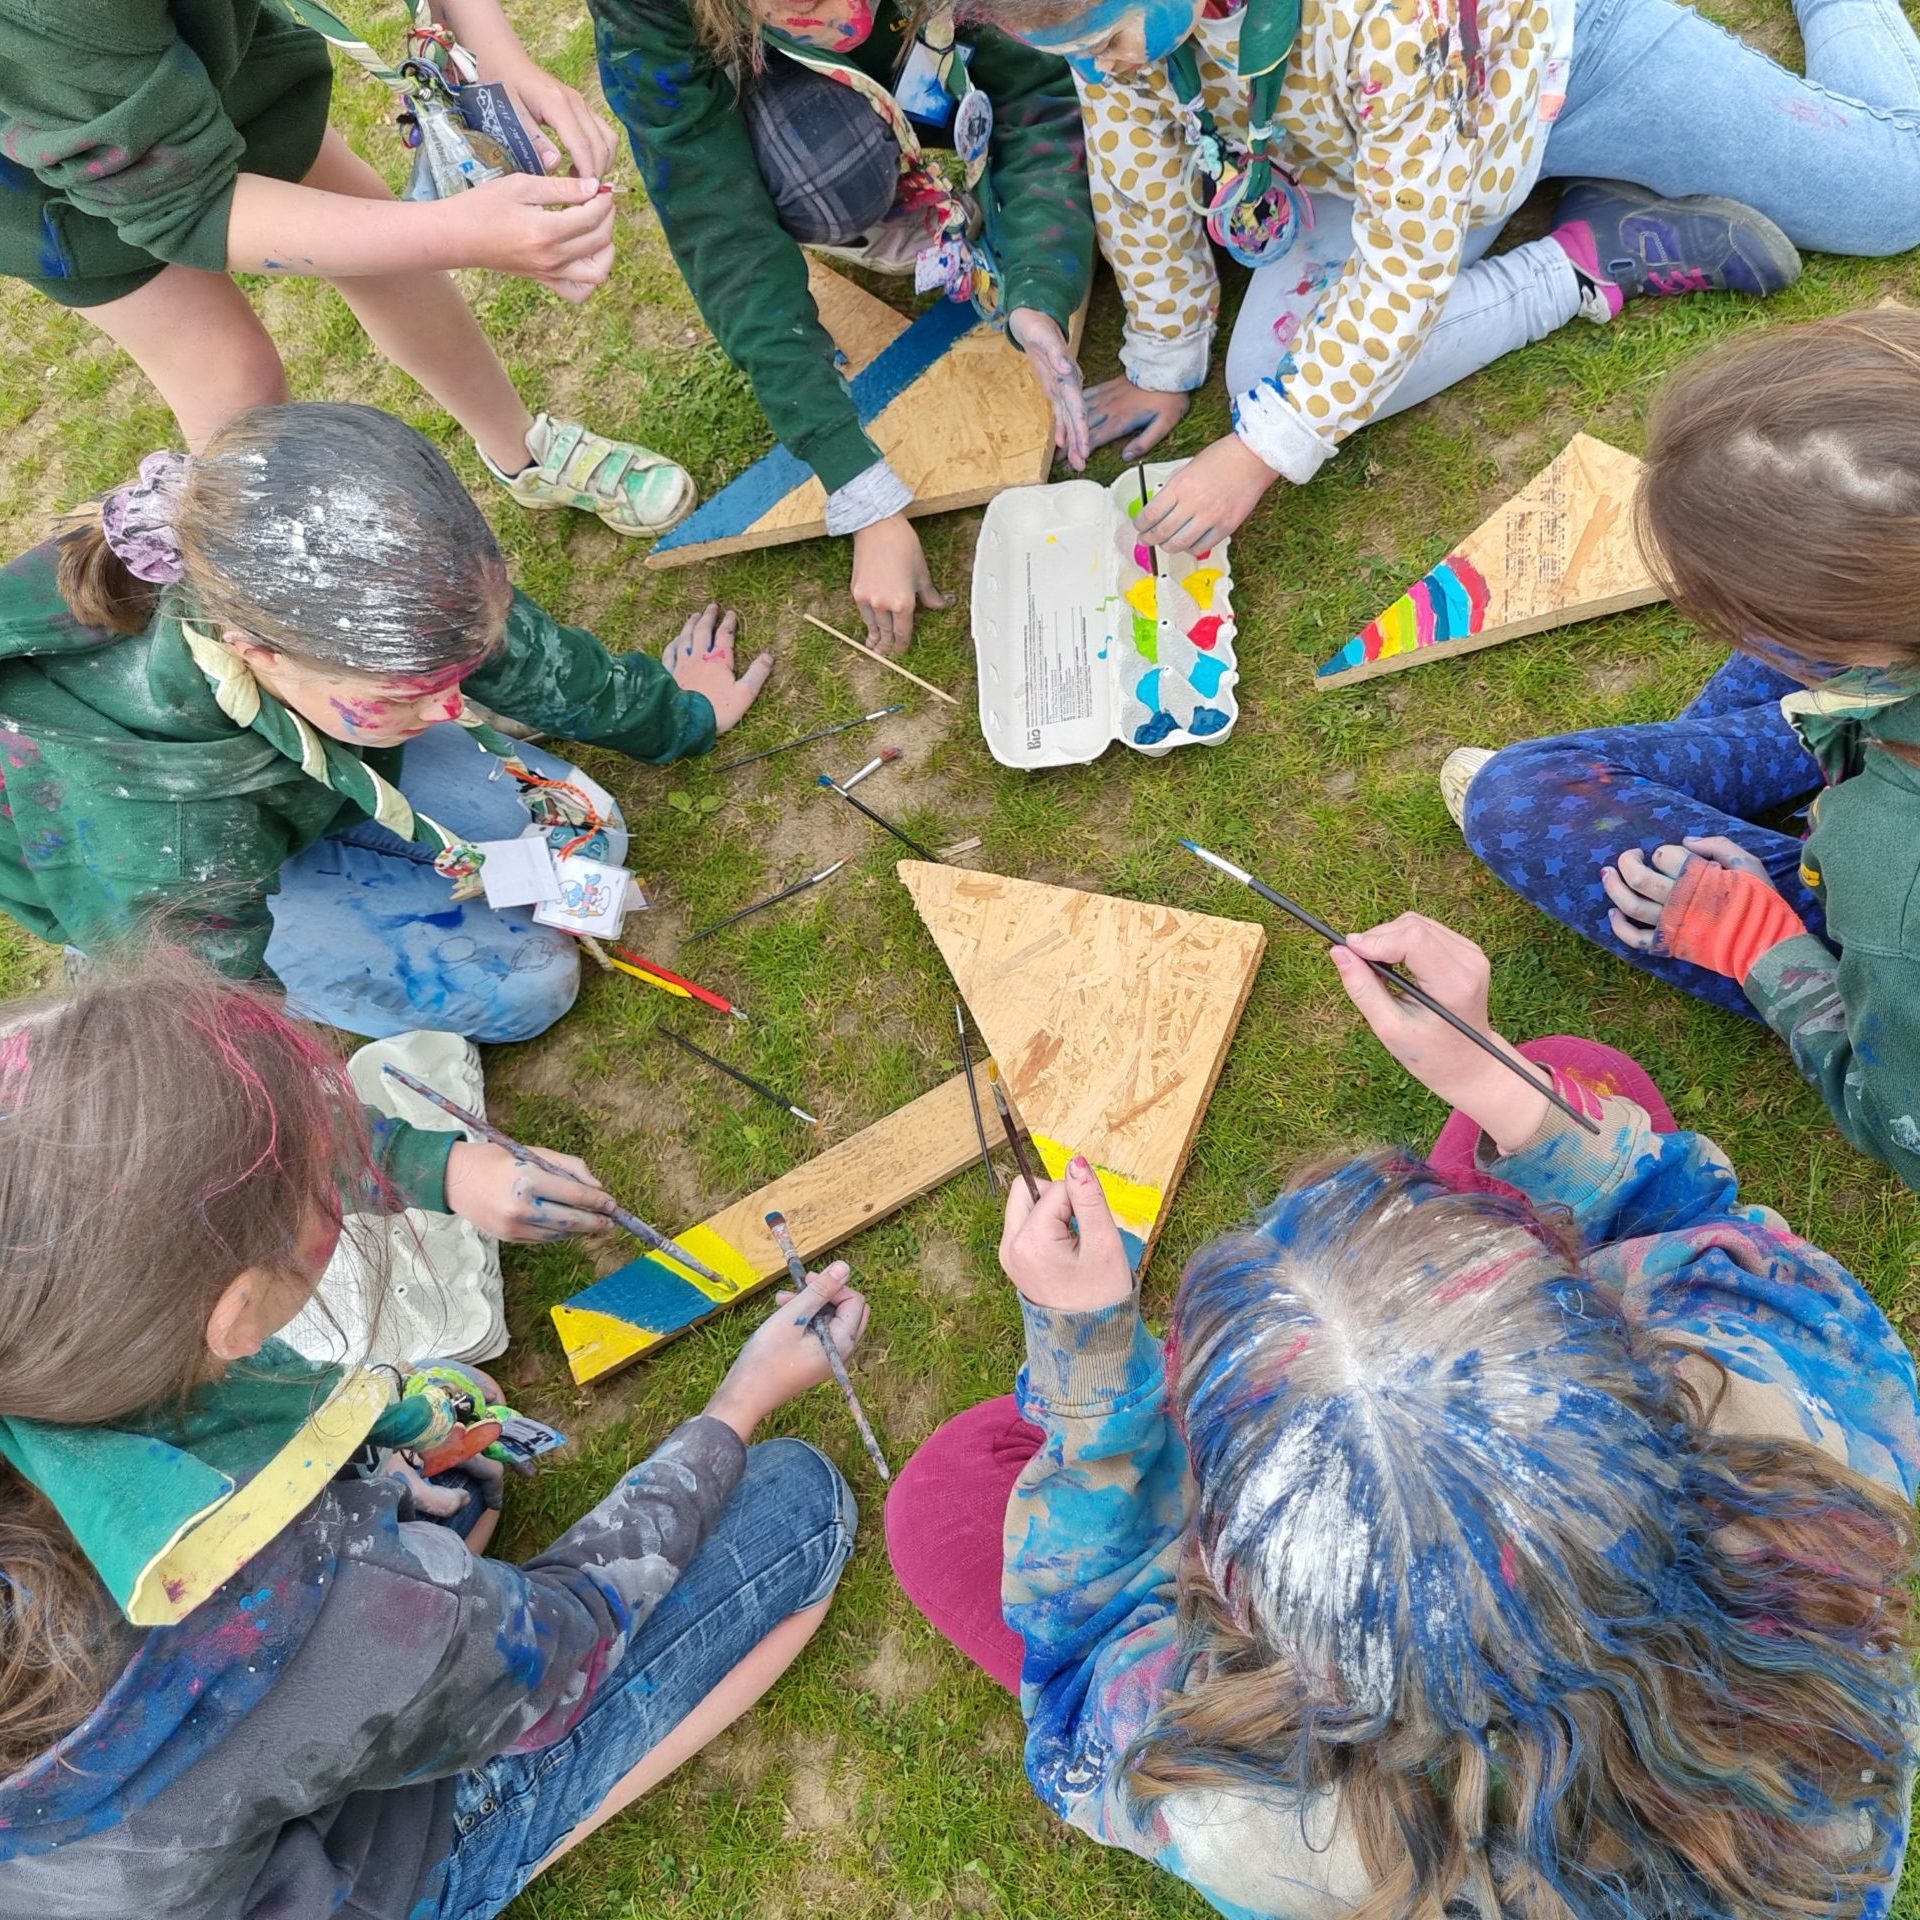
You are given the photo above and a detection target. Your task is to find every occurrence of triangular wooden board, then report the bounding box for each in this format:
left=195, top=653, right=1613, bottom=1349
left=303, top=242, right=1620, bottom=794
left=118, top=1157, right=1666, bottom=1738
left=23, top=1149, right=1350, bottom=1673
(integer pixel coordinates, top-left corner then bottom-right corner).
left=647, top=263, right=1081, bottom=569
left=900, top=861, right=1266, bottom=1268
left=1314, top=434, right=1666, bottom=689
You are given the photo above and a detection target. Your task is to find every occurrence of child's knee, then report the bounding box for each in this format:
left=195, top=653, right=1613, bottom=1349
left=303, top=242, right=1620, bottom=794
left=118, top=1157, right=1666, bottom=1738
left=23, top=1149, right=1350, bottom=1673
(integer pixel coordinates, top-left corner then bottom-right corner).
left=465, top=932, right=581, bottom=1043
left=1460, top=741, right=1565, bottom=868
left=743, top=1437, right=859, bottom=1610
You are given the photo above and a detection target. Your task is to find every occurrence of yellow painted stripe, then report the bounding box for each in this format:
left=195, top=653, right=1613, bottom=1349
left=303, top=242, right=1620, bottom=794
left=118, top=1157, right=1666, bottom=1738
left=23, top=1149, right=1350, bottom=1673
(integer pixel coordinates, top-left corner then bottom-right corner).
left=1029, top=1133, right=1163, bottom=1239
left=660, top=1224, right=759, bottom=1301
left=553, top=1303, right=664, bottom=1384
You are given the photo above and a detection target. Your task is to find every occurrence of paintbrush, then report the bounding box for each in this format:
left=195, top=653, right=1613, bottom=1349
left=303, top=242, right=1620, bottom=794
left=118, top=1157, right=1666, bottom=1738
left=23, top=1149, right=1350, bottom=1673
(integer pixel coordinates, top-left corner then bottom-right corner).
left=817, top=773, right=939, bottom=862
left=711, top=706, right=902, bottom=774
left=1137, top=465, right=1160, bottom=581
left=984, top=1059, right=1042, bottom=1200
left=801, top=612, right=960, bottom=707
left=659, top=1024, right=820, bottom=1127
left=689, top=859, right=848, bottom=941
left=579, top=934, right=750, bottom=1022
left=840, top=746, right=902, bottom=793
left=378, top=1063, right=740, bottom=1286
left=955, top=1000, right=1000, bottom=1195
left=1178, top=842, right=1602, bottom=1136
left=765, top=1210, right=891, bottom=1482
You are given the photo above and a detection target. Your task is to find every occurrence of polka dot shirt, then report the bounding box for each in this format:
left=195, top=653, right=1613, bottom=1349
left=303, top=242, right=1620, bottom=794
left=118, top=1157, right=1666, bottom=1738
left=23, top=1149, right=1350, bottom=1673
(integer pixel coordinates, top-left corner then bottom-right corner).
left=1081, top=0, right=1574, bottom=480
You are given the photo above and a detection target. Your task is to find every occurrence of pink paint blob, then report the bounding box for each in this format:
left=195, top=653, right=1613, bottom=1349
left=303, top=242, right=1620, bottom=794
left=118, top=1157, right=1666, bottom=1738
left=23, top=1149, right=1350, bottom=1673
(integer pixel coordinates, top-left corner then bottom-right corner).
left=1133, top=542, right=1153, bottom=570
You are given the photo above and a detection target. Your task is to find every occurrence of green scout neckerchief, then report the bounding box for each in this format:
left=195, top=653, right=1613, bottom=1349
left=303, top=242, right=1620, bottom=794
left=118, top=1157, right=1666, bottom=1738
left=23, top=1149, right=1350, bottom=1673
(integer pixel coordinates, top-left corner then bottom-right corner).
left=1164, top=0, right=1306, bottom=268
left=1777, top=665, right=1920, bottom=891
left=0, top=1343, right=453, bottom=1628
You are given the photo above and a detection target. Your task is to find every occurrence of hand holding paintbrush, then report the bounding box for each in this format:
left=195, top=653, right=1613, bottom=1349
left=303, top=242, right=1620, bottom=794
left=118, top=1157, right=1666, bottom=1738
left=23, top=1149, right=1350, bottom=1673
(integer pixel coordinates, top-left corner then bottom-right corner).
left=701, top=1258, right=874, bottom=1451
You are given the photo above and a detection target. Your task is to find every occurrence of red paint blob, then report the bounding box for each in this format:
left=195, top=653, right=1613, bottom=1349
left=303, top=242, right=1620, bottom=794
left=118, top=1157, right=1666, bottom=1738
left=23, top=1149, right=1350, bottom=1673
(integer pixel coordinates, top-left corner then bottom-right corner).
left=1189, top=615, right=1223, bottom=650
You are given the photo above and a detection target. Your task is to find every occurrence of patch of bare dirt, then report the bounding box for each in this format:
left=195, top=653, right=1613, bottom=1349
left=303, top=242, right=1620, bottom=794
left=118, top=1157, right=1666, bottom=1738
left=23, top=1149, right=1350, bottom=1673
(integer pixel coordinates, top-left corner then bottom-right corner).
left=853, top=1626, right=941, bottom=1708
left=696, top=1721, right=780, bottom=1794
left=917, top=1235, right=980, bottom=1300
left=780, top=1735, right=867, bottom=1837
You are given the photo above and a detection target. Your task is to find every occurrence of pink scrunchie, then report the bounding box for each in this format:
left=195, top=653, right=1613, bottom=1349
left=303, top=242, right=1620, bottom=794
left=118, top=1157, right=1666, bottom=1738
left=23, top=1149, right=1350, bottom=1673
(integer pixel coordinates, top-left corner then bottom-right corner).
left=99, top=449, right=191, bottom=584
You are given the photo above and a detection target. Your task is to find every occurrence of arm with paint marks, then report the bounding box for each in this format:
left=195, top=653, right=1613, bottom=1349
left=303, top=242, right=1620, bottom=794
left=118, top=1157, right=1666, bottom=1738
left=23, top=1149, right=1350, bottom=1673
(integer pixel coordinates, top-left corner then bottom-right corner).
left=591, top=0, right=884, bottom=497
left=303, top=1417, right=748, bottom=1783
left=1077, top=67, right=1220, bottom=391
left=1233, top=0, right=1478, bottom=482
left=1743, top=933, right=1920, bottom=1192
left=966, top=28, right=1095, bottom=331
left=464, top=587, right=716, bottom=763
left=1004, top=1296, right=1193, bottom=1842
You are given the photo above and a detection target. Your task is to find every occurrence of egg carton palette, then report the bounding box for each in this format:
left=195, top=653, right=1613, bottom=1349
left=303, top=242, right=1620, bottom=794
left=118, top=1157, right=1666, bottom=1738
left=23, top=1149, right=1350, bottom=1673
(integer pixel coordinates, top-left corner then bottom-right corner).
left=970, top=459, right=1239, bottom=768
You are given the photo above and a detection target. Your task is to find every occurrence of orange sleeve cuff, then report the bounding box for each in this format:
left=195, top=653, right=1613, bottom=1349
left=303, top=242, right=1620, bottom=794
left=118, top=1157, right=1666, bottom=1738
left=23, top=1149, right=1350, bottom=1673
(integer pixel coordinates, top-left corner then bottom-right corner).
left=1658, top=861, right=1807, bottom=981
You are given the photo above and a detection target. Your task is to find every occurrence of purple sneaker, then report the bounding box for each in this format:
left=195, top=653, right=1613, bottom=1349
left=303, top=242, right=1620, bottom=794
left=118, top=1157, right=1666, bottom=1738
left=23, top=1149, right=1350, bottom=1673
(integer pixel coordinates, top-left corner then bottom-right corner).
left=1550, top=180, right=1801, bottom=321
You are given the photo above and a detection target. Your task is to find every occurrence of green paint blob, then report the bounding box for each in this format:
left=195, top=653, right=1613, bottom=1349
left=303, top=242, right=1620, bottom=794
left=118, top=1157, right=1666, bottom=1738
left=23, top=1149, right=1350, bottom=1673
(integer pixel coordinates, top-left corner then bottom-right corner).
left=1132, top=612, right=1158, bottom=660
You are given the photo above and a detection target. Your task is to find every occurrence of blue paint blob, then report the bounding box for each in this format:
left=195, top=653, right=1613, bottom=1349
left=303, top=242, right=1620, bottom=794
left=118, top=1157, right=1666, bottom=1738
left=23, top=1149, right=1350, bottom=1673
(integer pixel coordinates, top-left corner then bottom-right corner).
left=1135, top=668, right=1162, bottom=711
left=1134, top=711, right=1180, bottom=746
left=1187, top=654, right=1227, bottom=699
left=1189, top=705, right=1230, bottom=736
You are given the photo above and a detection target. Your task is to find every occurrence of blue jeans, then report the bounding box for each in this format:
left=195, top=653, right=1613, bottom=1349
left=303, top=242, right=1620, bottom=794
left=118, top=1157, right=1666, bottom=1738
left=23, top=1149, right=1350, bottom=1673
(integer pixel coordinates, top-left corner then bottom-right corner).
left=1227, top=0, right=1920, bottom=404
left=265, top=726, right=598, bottom=1044
left=1462, top=653, right=1828, bottom=1018
left=428, top=1438, right=857, bottom=1920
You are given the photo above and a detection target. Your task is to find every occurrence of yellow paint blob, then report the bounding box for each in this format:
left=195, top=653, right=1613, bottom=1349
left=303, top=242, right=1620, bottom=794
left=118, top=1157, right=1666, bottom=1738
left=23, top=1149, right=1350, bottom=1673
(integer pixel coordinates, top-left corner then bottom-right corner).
left=1123, top=576, right=1159, bottom=619
left=1184, top=567, right=1224, bottom=612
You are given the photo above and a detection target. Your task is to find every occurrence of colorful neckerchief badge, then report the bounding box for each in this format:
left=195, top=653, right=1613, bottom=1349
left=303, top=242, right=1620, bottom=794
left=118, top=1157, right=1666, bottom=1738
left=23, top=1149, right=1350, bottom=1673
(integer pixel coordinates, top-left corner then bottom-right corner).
left=1166, top=40, right=1310, bottom=269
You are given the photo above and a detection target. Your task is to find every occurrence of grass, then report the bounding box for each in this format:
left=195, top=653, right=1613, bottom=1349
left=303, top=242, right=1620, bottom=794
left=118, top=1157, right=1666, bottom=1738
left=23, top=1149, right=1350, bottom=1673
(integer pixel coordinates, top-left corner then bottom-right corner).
left=2, top=3, right=1918, bottom=1913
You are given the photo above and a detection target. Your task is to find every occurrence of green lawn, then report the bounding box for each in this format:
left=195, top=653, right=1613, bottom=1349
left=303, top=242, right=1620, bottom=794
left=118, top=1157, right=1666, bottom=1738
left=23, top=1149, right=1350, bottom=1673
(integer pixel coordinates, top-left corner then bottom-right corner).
left=3, top=5, right=1918, bottom=1914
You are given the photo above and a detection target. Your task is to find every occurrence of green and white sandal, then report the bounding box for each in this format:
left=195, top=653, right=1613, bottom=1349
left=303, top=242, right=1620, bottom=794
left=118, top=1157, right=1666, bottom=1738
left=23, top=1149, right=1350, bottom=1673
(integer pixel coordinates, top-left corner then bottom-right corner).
left=482, top=413, right=696, bottom=538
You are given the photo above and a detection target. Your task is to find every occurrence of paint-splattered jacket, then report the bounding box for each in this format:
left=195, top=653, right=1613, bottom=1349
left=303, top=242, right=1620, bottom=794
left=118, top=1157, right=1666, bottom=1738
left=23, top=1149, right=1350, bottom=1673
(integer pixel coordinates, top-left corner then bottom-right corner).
left=592, top=0, right=1093, bottom=514
left=0, top=0, right=334, bottom=303
left=1003, top=1092, right=1920, bottom=1917
left=0, top=1414, right=746, bottom=1919
left=0, top=539, right=714, bottom=989
left=1073, top=0, right=1571, bottom=484
left=1746, top=672, right=1920, bottom=1193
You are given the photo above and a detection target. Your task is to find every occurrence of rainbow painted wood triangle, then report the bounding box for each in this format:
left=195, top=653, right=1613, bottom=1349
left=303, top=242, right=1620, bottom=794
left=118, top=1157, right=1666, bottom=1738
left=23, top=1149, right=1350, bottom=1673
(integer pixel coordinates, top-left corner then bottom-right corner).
left=1314, top=434, right=1665, bottom=689
left=646, top=262, right=1077, bottom=569
left=550, top=866, right=1264, bottom=1385
left=898, top=860, right=1266, bottom=1270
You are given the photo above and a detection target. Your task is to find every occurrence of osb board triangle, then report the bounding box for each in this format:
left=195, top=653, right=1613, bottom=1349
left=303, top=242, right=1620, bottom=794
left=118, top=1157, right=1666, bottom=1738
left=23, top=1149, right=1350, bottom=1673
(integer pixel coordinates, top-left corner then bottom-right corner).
left=900, top=860, right=1266, bottom=1268
left=1315, top=433, right=1666, bottom=689
left=647, top=264, right=1083, bottom=569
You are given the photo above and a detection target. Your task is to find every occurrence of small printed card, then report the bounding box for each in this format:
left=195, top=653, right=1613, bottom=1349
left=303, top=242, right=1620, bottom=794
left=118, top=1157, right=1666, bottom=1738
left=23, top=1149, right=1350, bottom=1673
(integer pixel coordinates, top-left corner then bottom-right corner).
left=476, top=833, right=563, bottom=910
left=533, top=855, right=638, bottom=938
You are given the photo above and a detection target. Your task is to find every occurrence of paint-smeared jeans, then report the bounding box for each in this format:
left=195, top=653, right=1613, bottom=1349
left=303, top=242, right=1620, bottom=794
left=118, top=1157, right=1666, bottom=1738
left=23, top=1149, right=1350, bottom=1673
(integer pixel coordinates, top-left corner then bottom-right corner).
left=1461, top=653, right=1828, bottom=1019
left=1225, top=0, right=1920, bottom=410
left=265, top=725, right=601, bottom=1044
left=427, top=1438, right=856, bottom=1920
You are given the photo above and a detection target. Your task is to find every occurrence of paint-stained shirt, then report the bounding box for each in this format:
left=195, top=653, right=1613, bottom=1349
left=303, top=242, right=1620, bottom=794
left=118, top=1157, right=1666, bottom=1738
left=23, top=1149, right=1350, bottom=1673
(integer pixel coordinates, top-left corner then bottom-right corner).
left=1075, top=0, right=1573, bottom=483
left=0, top=540, right=715, bottom=986
left=0, top=1416, right=747, bottom=1920
left=1002, top=1092, right=1920, bottom=1918
left=1742, top=671, right=1920, bottom=1195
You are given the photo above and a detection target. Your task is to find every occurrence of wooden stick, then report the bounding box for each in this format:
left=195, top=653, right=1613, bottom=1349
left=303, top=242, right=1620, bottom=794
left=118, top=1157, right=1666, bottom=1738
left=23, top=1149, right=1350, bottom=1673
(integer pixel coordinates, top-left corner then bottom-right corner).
left=801, top=612, right=960, bottom=706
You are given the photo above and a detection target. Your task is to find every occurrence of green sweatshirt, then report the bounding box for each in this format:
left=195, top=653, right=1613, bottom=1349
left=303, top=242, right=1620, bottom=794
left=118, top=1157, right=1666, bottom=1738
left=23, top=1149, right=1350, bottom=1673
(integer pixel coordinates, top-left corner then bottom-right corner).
left=593, top=0, right=1094, bottom=495
left=1745, top=671, right=1920, bottom=1190
left=0, top=0, right=334, bottom=303
left=0, top=537, right=714, bottom=986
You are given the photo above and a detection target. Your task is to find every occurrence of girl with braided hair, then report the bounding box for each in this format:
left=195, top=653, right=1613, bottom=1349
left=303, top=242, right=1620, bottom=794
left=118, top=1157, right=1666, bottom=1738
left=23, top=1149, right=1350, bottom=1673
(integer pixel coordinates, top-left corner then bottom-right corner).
left=0, top=400, right=772, bottom=1043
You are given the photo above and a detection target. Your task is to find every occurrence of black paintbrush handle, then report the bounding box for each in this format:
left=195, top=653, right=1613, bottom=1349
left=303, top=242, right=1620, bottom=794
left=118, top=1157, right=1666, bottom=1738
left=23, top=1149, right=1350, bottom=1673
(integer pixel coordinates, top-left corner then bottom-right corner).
left=690, top=871, right=825, bottom=941
left=660, top=1025, right=809, bottom=1120
left=712, top=709, right=893, bottom=773
left=1241, top=878, right=1602, bottom=1137
left=823, top=781, right=938, bottom=862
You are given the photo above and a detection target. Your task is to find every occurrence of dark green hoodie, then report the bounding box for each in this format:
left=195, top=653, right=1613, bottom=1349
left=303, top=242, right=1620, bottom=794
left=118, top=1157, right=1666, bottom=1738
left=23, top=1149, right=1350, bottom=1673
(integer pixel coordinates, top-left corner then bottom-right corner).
left=0, top=539, right=715, bottom=989
left=1746, top=670, right=1920, bottom=1190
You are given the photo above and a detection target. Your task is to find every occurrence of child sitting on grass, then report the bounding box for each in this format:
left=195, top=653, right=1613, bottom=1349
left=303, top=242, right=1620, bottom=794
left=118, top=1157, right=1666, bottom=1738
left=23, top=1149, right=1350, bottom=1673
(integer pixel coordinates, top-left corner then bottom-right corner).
left=0, top=399, right=771, bottom=1042
left=1449, top=307, right=1920, bottom=1193
left=890, top=911, right=1920, bottom=1920
left=0, top=950, right=868, bottom=1920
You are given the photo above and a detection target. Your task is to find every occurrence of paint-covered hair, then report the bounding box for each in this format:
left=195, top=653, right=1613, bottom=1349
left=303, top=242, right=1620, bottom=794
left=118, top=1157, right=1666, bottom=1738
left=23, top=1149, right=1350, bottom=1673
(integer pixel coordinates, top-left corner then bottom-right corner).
left=1637, top=308, right=1920, bottom=673
left=1129, top=1151, right=1916, bottom=1920
left=55, top=402, right=511, bottom=678
left=0, top=947, right=385, bottom=1777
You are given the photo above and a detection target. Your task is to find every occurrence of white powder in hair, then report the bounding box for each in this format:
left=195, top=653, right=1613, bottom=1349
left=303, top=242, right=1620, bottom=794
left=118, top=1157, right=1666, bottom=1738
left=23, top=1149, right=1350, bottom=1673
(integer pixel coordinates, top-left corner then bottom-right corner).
left=1727, top=426, right=1920, bottom=511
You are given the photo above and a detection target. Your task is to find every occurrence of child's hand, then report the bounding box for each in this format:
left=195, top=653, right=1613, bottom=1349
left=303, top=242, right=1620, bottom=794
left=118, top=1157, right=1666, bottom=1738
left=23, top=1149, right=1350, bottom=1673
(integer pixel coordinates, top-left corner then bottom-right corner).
left=1330, top=914, right=1549, bottom=1156
left=665, top=603, right=774, bottom=733
left=704, top=1262, right=871, bottom=1441
left=1010, top=308, right=1091, bottom=472
left=850, top=515, right=949, bottom=655
left=1602, top=837, right=1804, bottom=980
left=455, top=173, right=616, bottom=301
left=999, top=1155, right=1135, bottom=1312
left=491, top=62, right=620, bottom=181
left=1085, top=375, right=1189, bottom=460
left=1603, top=837, right=1772, bottom=952
left=1136, top=432, right=1276, bottom=555
left=444, top=1139, right=615, bottom=1242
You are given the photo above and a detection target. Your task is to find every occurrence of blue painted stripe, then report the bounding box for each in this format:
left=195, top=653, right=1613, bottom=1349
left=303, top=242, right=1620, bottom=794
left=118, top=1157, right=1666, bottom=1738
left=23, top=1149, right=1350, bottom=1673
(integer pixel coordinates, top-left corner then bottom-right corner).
left=565, top=1253, right=714, bottom=1337
left=653, top=296, right=983, bottom=554
left=1431, top=563, right=1473, bottom=642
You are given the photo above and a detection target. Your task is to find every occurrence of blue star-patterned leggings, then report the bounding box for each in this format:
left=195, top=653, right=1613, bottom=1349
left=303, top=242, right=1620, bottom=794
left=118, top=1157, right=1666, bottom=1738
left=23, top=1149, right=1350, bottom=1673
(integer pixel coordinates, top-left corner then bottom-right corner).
left=1462, top=653, right=1827, bottom=1020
